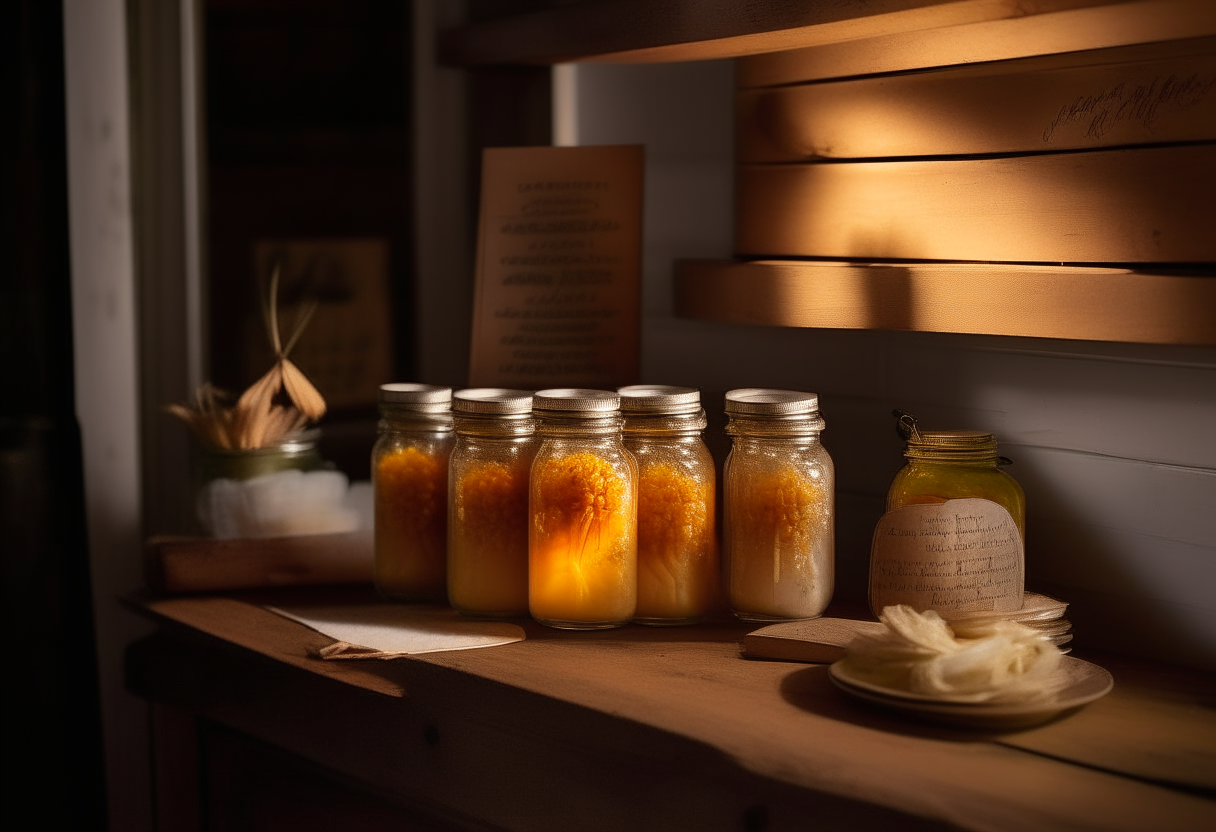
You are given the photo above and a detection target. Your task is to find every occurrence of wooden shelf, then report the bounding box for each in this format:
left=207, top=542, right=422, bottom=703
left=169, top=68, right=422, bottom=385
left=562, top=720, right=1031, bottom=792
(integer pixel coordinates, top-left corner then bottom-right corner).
left=674, top=260, right=1216, bottom=345
left=439, top=0, right=1214, bottom=71
left=126, top=589, right=1216, bottom=832
left=441, top=1, right=1216, bottom=345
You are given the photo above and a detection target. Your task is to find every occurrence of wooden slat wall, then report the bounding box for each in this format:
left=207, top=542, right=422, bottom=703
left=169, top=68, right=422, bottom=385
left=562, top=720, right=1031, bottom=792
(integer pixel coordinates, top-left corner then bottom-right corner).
left=565, top=60, right=1216, bottom=670
left=737, top=38, right=1216, bottom=161
left=735, top=145, right=1216, bottom=262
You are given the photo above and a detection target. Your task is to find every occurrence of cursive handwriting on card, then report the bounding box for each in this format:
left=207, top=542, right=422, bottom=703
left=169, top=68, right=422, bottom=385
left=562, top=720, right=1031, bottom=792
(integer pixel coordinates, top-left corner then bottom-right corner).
left=869, top=498, right=1024, bottom=618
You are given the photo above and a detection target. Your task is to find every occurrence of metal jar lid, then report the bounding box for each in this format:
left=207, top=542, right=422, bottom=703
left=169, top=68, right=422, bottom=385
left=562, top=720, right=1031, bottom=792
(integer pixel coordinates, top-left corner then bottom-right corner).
left=617, top=384, right=701, bottom=415
left=379, top=383, right=452, bottom=413
left=533, top=388, right=620, bottom=414
left=725, top=388, right=820, bottom=417
left=725, top=388, right=825, bottom=433
left=896, top=410, right=999, bottom=460
left=453, top=388, right=534, bottom=415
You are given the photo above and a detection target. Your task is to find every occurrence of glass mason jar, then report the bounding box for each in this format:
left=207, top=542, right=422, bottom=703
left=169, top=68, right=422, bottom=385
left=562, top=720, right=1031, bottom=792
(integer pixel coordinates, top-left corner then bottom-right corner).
left=448, top=388, right=538, bottom=618
left=871, top=411, right=1026, bottom=618
left=195, top=430, right=326, bottom=537
left=886, top=411, right=1025, bottom=540
left=529, top=388, right=638, bottom=630
left=724, top=389, right=835, bottom=622
left=372, top=383, right=454, bottom=601
left=197, top=430, right=323, bottom=483
left=618, top=384, right=719, bottom=625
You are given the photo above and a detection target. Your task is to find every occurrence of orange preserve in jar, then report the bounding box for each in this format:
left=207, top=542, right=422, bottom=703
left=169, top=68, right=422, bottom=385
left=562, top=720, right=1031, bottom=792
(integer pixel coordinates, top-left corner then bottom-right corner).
left=529, top=389, right=637, bottom=629
left=618, top=385, right=718, bottom=625
left=372, top=383, right=453, bottom=600
left=447, top=389, right=537, bottom=617
left=724, top=389, right=834, bottom=622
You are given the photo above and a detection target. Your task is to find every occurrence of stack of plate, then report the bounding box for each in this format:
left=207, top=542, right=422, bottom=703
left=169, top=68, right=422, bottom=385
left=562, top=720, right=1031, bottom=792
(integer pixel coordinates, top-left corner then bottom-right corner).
left=828, top=654, right=1112, bottom=729
left=944, top=592, right=1072, bottom=652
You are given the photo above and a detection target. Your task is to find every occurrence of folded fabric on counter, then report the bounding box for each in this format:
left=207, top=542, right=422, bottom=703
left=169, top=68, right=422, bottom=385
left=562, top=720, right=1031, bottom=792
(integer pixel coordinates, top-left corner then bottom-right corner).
left=266, top=603, right=526, bottom=658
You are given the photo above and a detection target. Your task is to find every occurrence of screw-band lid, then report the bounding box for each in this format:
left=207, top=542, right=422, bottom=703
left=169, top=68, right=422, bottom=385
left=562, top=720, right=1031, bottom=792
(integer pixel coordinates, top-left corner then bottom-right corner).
left=617, top=384, right=701, bottom=415
left=725, top=388, right=820, bottom=417
left=906, top=429, right=999, bottom=460
left=453, top=388, right=534, bottom=415
left=379, top=383, right=452, bottom=412
left=533, top=388, right=620, bottom=414
left=895, top=410, right=999, bottom=460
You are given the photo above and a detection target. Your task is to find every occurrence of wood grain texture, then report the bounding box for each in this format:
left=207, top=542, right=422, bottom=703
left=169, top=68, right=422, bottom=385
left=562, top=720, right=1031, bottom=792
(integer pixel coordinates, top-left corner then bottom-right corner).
left=127, top=592, right=1216, bottom=831
left=134, top=589, right=406, bottom=697
left=738, top=39, right=1216, bottom=161
left=742, top=617, right=885, bottom=663
left=674, top=260, right=1216, bottom=344
left=735, top=145, right=1216, bottom=263
left=739, top=0, right=1216, bottom=87
left=439, top=0, right=1114, bottom=67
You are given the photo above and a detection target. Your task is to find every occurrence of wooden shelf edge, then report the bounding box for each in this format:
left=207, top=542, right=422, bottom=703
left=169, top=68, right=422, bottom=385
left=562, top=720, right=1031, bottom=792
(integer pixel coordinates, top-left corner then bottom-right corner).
left=438, top=0, right=1122, bottom=67
left=673, top=260, right=1216, bottom=345
left=737, top=0, right=1216, bottom=86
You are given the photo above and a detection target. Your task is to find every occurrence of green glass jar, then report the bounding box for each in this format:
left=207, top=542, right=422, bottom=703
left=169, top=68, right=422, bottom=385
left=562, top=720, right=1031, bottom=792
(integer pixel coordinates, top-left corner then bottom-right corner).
left=886, top=412, right=1025, bottom=540
left=870, top=411, right=1026, bottom=618
left=197, top=430, right=322, bottom=482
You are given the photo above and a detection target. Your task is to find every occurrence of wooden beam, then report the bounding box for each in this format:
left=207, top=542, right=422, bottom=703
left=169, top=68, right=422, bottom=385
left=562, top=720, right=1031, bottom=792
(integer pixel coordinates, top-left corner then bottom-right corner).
left=439, top=0, right=1117, bottom=67
left=735, top=144, right=1216, bottom=263
left=738, top=0, right=1216, bottom=86
left=737, top=38, right=1216, bottom=161
left=674, top=259, right=1216, bottom=345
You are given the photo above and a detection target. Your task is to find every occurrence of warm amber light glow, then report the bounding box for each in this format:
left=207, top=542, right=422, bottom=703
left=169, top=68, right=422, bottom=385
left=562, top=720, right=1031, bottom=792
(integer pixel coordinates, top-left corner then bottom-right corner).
left=529, top=452, right=636, bottom=625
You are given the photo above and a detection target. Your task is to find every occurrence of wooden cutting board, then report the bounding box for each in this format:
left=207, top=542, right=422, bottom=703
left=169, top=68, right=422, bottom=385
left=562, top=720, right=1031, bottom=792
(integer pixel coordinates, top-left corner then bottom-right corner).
left=741, top=617, right=885, bottom=664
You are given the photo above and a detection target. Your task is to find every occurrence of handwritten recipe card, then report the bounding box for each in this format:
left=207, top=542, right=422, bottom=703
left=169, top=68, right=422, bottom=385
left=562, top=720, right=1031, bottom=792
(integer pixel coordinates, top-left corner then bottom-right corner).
left=869, top=498, right=1024, bottom=617
left=469, top=145, right=643, bottom=389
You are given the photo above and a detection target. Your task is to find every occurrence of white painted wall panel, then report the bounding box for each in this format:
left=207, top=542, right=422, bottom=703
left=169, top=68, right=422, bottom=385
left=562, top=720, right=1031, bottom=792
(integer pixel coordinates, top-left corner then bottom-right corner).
left=881, top=341, right=1216, bottom=468
left=64, top=1, right=153, bottom=827
left=1012, top=445, right=1216, bottom=548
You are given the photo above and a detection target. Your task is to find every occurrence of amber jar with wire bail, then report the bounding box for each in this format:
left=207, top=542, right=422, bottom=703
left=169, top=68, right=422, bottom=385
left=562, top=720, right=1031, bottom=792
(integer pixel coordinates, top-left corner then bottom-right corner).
left=529, top=389, right=638, bottom=630
left=447, top=388, right=538, bottom=618
left=885, top=411, right=1025, bottom=540
left=870, top=410, right=1026, bottom=618
left=724, top=389, right=835, bottom=622
left=618, top=385, right=719, bottom=625
left=372, top=383, right=454, bottom=601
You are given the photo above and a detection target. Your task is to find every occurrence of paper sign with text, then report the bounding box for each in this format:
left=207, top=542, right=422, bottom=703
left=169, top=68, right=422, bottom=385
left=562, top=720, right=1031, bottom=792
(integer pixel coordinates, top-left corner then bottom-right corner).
left=469, top=145, right=643, bottom=389
left=869, top=498, right=1024, bottom=619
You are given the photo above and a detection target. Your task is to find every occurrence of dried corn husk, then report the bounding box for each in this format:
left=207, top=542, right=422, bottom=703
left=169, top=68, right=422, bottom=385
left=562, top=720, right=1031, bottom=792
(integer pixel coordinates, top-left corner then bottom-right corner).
left=168, top=264, right=327, bottom=450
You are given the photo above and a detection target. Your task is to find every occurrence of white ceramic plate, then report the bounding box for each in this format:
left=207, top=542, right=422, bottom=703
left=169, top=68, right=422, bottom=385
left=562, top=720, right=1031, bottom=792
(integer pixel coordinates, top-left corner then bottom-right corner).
left=829, top=655, right=1112, bottom=729
left=942, top=592, right=1068, bottom=625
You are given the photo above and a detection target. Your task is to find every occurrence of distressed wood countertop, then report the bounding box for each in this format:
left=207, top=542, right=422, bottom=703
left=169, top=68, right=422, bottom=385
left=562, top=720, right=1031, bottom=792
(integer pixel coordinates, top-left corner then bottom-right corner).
left=126, top=588, right=1216, bottom=832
